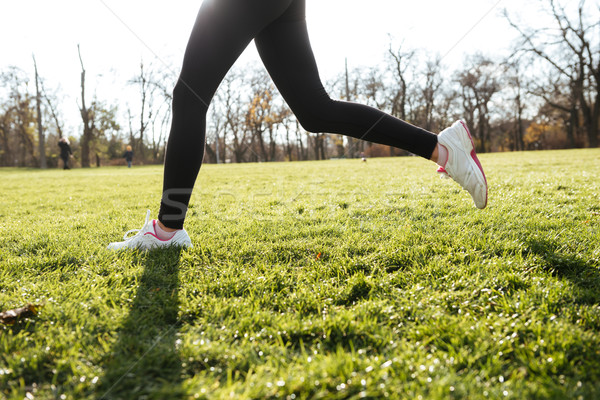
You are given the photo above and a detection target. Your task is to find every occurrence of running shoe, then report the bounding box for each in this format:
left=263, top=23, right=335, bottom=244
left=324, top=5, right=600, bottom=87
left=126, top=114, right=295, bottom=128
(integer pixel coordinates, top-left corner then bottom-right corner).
left=107, top=210, right=192, bottom=250
left=437, top=120, right=488, bottom=209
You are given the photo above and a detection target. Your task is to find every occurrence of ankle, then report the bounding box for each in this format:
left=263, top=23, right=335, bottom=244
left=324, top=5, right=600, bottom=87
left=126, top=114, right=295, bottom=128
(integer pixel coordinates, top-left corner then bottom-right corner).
left=157, top=220, right=178, bottom=232
left=435, top=144, right=449, bottom=167
left=154, top=220, right=178, bottom=241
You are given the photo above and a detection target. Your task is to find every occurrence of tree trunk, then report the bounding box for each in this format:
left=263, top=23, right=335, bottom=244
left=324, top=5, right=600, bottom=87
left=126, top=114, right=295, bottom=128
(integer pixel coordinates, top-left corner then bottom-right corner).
left=295, top=121, right=305, bottom=161
left=591, top=91, right=600, bottom=147
left=0, top=116, right=10, bottom=166
left=33, top=55, right=47, bottom=169
left=582, top=90, right=599, bottom=147
left=515, top=90, right=524, bottom=151
left=78, top=45, right=93, bottom=168
left=268, top=126, right=276, bottom=161
left=344, top=58, right=356, bottom=158
left=257, top=129, right=267, bottom=162
left=204, top=141, right=217, bottom=163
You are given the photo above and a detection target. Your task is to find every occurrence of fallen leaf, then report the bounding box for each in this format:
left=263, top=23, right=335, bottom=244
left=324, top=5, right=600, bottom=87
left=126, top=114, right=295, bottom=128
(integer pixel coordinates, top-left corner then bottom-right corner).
left=0, top=304, right=41, bottom=325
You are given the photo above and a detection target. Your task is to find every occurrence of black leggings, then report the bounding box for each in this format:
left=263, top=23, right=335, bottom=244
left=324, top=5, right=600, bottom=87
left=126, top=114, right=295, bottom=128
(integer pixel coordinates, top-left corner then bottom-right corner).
left=159, top=0, right=438, bottom=229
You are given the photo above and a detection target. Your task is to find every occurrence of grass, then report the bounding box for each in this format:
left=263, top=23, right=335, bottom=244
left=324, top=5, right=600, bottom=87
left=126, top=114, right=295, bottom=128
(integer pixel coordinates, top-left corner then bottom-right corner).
left=1, top=148, right=599, bottom=399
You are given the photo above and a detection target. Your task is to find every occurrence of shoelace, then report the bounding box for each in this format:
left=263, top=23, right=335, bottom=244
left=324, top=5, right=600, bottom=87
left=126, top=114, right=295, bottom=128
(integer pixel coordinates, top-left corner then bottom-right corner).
left=121, top=210, right=152, bottom=241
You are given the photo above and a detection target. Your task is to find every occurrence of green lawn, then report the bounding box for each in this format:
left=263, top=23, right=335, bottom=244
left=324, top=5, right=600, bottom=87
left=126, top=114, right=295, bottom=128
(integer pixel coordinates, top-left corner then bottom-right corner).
left=1, top=149, right=599, bottom=399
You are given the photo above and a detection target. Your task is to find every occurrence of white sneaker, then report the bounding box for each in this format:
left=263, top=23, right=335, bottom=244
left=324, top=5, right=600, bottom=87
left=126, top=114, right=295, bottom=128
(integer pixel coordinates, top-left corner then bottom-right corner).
left=107, top=210, right=192, bottom=250
left=437, top=120, right=488, bottom=209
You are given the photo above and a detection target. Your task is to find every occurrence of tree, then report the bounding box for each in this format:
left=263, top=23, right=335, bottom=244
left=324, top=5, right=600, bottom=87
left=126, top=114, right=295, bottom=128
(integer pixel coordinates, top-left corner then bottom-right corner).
left=295, top=120, right=308, bottom=161
left=535, top=69, right=582, bottom=147
left=78, top=45, right=94, bottom=167
left=275, top=102, right=293, bottom=161
left=384, top=42, right=420, bottom=156
left=144, top=67, right=175, bottom=163
left=329, top=59, right=364, bottom=158
left=503, top=62, right=528, bottom=151
left=91, top=100, right=121, bottom=166
left=215, top=67, right=249, bottom=163
left=359, top=65, right=393, bottom=156
left=128, top=60, right=160, bottom=161
left=245, top=69, right=282, bottom=162
left=32, top=55, right=47, bottom=168
left=506, top=0, right=599, bottom=147
left=0, top=67, right=37, bottom=167
left=205, top=104, right=223, bottom=164
left=418, top=57, right=443, bottom=132
left=0, top=104, right=14, bottom=167
left=41, top=83, right=65, bottom=140
left=387, top=42, right=415, bottom=124
left=246, top=86, right=270, bottom=161
left=457, top=55, right=500, bottom=152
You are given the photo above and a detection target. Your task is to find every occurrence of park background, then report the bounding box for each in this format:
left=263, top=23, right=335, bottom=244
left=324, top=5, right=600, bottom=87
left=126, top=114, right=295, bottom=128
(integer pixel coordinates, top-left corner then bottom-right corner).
left=0, top=0, right=598, bottom=168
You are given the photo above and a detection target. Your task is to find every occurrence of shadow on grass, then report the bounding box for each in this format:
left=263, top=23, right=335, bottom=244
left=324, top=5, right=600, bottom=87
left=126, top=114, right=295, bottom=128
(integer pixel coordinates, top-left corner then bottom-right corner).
left=97, top=248, right=185, bottom=400
left=525, top=237, right=600, bottom=304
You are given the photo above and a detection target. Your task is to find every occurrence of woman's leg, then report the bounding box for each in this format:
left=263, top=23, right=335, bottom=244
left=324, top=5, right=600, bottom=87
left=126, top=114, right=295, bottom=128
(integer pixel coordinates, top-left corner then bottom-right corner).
left=254, top=0, right=438, bottom=160
left=158, top=0, right=294, bottom=229
left=255, top=1, right=486, bottom=209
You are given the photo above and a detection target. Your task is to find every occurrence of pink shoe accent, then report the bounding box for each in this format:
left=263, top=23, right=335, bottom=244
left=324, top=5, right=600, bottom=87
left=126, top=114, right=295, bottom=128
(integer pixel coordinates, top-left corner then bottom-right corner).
left=144, top=220, right=175, bottom=242
left=436, top=166, right=450, bottom=179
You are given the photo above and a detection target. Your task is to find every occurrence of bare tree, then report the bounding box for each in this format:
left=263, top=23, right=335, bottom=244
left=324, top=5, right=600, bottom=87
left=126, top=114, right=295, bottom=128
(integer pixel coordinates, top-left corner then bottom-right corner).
left=32, top=55, right=47, bottom=168
left=223, top=69, right=250, bottom=163
left=0, top=110, right=10, bottom=166
left=246, top=86, right=269, bottom=161
left=334, top=59, right=364, bottom=158
left=92, top=100, right=121, bottom=163
left=78, top=45, right=94, bottom=167
left=387, top=42, right=416, bottom=123
left=506, top=0, right=599, bottom=147
left=274, top=101, right=293, bottom=161
left=41, top=84, right=64, bottom=140
left=0, top=67, right=37, bottom=167
left=245, top=68, right=280, bottom=162
left=435, top=87, right=460, bottom=132
left=418, top=57, right=443, bottom=132
left=537, top=72, right=582, bottom=147
left=205, top=103, right=223, bottom=163
left=128, top=60, right=160, bottom=161
left=457, top=55, right=500, bottom=152
left=146, top=68, right=175, bottom=163
left=295, top=120, right=308, bottom=161
left=503, top=62, right=528, bottom=151
left=362, top=66, right=388, bottom=110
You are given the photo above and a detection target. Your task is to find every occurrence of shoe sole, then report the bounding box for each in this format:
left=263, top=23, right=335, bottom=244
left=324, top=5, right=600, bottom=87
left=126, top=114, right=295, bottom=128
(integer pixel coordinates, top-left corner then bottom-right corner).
left=458, top=121, right=488, bottom=209
left=108, top=241, right=192, bottom=251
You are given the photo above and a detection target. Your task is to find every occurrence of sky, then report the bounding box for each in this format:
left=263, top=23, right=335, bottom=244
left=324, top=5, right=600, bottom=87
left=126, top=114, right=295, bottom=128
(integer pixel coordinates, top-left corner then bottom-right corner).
left=0, top=0, right=550, bottom=136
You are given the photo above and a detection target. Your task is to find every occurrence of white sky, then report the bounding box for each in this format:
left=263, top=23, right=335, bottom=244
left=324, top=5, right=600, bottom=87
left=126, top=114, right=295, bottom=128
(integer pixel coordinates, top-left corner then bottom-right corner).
left=0, top=0, right=554, bottom=136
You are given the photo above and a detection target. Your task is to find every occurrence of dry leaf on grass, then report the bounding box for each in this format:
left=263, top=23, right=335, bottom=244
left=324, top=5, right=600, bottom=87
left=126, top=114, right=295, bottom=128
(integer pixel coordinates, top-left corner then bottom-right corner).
left=0, top=304, right=41, bottom=325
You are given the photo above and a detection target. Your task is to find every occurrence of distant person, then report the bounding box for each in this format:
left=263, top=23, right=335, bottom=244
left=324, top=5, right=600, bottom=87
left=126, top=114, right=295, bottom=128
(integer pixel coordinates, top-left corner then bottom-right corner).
left=108, top=0, right=487, bottom=251
left=123, top=145, right=133, bottom=168
left=58, top=137, right=72, bottom=170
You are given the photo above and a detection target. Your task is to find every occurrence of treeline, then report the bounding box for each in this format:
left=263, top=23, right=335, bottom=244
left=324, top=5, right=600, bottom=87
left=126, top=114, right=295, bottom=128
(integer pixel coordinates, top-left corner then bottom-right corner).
left=0, top=0, right=598, bottom=168
left=0, top=50, right=174, bottom=168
